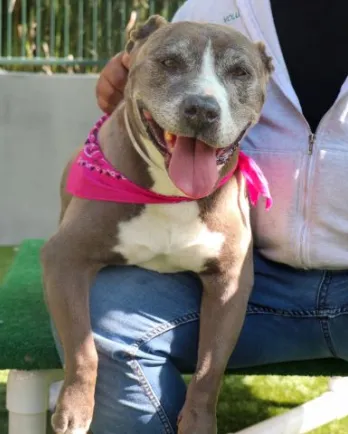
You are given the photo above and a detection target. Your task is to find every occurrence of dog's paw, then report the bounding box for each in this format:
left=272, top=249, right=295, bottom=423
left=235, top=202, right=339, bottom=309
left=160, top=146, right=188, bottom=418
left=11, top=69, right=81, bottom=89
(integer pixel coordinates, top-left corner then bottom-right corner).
left=177, top=406, right=217, bottom=434
left=51, top=382, right=94, bottom=434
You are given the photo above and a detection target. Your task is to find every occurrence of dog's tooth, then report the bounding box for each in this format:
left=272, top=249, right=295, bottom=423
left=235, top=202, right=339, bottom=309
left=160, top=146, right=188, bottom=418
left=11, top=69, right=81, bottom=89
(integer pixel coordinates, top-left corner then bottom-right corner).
left=164, top=132, right=176, bottom=152
left=164, top=131, right=173, bottom=143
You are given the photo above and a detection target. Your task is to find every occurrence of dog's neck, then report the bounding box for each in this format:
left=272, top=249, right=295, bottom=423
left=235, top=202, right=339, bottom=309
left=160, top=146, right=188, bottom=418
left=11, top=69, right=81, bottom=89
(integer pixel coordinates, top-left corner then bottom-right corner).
left=124, top=109, right=190, bottom=197
left=98, top=103, right=154, bottom=191
left=124, top=109, right=162, bottom=172
left=98, top=103, right=190, bottom=197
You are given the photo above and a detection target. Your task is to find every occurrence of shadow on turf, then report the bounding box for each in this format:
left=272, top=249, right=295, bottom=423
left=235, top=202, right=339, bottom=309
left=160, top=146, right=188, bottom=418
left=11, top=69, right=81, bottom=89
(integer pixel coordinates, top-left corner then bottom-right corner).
left=217, top=375, right=297, bottom=432
left=0, top=379, right=8, bottom=434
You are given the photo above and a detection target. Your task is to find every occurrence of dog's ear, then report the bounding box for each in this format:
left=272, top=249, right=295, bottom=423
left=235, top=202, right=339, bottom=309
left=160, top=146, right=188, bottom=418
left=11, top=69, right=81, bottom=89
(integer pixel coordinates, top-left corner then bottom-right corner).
left=125, top=15, right=168, bottom=54
left=125, top=11, right=137, bottom=42
left=256, top=42, right=274, bottom=77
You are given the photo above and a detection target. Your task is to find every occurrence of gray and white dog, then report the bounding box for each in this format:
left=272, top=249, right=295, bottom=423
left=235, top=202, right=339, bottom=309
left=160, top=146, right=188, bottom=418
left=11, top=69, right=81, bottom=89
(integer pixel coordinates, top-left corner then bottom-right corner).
left=42, top=15, right=273, bottom=434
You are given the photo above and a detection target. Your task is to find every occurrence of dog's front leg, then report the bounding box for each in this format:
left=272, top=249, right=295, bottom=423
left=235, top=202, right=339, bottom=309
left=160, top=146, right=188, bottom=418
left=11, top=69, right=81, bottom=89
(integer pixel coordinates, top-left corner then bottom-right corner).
left=178, top=247, right=254, bottom=434
left=41, top=240, right=100, bottom=434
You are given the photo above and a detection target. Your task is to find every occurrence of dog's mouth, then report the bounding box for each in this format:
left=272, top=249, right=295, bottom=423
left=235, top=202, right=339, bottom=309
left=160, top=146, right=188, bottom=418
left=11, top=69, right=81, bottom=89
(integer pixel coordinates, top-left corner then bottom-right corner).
left=141, top=109, right=246, bottom=199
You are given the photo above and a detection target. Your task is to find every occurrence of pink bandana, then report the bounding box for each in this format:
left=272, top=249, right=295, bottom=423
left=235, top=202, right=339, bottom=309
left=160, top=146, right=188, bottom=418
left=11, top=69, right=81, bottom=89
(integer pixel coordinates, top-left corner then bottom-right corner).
left=67, top=115, right=272, bottom=209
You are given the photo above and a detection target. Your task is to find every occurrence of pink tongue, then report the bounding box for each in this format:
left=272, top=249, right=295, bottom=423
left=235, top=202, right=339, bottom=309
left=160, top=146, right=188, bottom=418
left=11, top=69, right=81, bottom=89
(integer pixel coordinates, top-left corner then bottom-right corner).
left=168, top=136, right=218, bottom=199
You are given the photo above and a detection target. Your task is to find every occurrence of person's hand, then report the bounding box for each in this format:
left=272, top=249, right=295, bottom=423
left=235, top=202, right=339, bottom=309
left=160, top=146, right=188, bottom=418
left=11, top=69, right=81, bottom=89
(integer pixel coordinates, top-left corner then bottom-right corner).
left=96, top=51, right=131, bottom=114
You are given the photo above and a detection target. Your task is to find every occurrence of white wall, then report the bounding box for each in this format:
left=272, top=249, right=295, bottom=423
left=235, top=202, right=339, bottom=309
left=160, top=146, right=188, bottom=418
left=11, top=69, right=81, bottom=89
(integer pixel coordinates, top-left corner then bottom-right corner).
left=0, top=73, right=102, bottom=244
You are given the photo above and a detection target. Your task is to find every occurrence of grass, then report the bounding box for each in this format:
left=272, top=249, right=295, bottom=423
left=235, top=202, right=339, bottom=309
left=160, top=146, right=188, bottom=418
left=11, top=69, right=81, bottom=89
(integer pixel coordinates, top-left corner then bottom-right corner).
left=1, top=247, right=348, bottom=433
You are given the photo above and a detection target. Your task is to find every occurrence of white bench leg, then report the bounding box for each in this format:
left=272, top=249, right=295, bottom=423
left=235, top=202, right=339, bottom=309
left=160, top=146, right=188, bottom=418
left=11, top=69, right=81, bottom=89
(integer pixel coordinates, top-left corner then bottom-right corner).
left=230, top=376, right=348, bottom=434
left=6, top=369, right=63, bottom=434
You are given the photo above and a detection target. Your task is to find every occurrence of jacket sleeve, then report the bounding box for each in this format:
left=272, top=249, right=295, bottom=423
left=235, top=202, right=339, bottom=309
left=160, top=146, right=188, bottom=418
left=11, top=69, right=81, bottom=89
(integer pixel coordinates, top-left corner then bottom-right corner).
left=171, top=1, right=197, bottom=23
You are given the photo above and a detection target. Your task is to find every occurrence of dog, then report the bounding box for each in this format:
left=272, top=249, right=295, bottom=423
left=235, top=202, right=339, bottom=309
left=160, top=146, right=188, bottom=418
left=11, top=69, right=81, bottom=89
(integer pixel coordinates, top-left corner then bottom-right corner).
left=41, top=15, right=273, bottom=434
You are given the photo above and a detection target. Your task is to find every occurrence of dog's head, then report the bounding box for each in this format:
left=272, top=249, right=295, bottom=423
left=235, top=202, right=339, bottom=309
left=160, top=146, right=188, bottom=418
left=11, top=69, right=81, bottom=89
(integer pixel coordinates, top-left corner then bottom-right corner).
left=124, top=15, right=273, bottom=199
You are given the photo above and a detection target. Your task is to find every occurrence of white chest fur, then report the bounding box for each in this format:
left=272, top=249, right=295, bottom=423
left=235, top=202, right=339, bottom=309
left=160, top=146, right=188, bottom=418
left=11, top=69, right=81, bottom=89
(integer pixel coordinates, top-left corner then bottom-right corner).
left=112, top=201, right=225, bottom=273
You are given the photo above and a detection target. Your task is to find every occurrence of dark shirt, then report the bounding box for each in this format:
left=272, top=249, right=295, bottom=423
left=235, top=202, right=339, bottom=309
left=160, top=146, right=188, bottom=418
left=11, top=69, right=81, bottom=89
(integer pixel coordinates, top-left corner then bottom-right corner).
left=270, top=0, right=348, bottom=130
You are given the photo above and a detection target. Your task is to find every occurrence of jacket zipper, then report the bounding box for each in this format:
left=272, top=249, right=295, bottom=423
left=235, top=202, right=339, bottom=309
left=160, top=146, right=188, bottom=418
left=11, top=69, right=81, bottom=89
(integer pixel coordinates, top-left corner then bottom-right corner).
left=299, top=108, right=332, bottom=266
left=308, top=133, right=315, bottom=155
left=298, top=130, right=315, bottom=267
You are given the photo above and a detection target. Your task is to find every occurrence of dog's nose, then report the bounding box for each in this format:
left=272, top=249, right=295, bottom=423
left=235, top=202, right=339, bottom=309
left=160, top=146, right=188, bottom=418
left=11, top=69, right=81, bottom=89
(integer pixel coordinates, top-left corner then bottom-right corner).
left=181, top=95, right=221, bottom=129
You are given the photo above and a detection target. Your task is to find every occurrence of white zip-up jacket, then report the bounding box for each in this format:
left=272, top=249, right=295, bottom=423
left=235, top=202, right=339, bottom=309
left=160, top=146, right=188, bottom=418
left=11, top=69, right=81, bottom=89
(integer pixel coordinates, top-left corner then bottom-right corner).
left=173, top=0, right=348, bottom=270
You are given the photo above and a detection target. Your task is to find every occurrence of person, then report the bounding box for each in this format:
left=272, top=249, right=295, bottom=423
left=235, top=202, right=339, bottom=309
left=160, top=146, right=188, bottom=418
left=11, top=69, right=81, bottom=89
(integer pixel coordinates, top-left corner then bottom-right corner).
left=77, top=1, right=348, bottom=433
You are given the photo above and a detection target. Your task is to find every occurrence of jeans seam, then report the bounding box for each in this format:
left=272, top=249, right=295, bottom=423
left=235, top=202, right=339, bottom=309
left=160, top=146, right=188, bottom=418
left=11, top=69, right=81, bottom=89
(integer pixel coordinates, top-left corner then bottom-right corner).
left=129, top=358, right=175, bottom=434
left=130, top=312, right=200, bottom=352
left=316, top=271, right=338, bottom=357
left=316, top=271, right=332, bottom=310
left=246, top=304, right=348, bottom=317
left=320, top=320, right=337, bottom=357
left=124, top=312, right=200, bottom=434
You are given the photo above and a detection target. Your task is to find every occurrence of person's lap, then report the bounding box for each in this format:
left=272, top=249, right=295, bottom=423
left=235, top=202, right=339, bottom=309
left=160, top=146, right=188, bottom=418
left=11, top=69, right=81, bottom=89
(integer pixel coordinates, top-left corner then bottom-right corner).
left=53, top=251, right=348, bottom=434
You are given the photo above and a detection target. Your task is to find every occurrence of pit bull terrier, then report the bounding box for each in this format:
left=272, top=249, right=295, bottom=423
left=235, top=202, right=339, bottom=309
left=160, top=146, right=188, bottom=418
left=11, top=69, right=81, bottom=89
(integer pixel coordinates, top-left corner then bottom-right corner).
left=41, top=15, right=273, bottom=434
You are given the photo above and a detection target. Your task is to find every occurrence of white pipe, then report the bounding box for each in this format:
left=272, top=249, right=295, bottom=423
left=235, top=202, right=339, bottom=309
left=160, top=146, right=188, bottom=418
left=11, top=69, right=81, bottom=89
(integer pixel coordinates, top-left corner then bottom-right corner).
left=6, top=369, right=64, bottom=434
left=6, top=370, right=50, bottom=434
left=231, top=389, right=348, bottom=434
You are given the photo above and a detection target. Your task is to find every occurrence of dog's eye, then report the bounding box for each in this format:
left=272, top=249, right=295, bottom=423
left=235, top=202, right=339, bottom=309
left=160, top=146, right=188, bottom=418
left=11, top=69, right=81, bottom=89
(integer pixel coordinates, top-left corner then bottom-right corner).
left=160, top=57, right=180, bottom=69
left=226, top=66, right=249, bottom=78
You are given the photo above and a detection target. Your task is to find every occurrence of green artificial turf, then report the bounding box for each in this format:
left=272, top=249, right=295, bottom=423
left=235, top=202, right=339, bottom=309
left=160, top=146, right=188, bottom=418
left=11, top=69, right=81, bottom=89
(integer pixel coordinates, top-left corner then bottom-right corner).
left=1, top=244, right=348, bottom=433
left=0, top=240, right=61, bottom=371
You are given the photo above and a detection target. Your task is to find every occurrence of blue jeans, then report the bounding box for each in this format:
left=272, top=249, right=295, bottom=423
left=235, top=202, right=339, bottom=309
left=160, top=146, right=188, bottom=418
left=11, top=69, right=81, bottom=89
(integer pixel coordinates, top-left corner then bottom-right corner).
left=54, top=251, right=348, bottom=434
